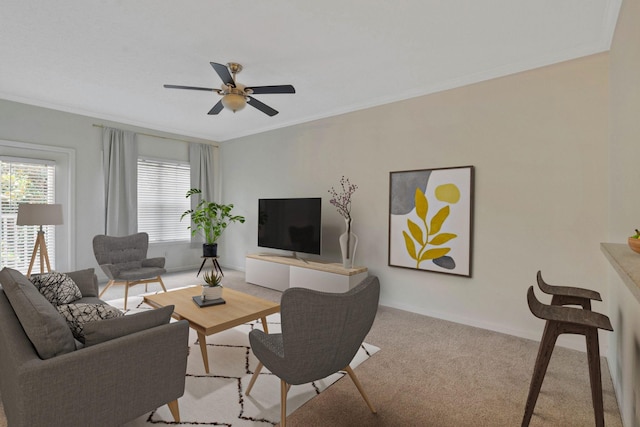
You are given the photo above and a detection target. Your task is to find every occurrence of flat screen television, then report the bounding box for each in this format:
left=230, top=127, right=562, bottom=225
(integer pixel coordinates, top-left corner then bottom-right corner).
left=258, top=198, right=322, bottom=255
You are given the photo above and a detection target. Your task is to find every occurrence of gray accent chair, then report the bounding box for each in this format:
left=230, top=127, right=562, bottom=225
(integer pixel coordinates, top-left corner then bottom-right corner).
left=93, top=232, right=167, bottom=309
left=245, top=275, right=380, bottom=426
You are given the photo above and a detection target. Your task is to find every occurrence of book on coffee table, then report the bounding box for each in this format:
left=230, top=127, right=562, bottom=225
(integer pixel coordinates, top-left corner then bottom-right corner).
left=192, top=296, right=226, bottom=307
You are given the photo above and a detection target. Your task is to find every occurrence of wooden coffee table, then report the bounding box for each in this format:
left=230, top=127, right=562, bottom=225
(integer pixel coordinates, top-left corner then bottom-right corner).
left=143, top=286, right=280, bottom=373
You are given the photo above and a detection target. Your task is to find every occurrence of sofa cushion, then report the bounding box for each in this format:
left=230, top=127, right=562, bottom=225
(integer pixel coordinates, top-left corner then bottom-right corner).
left=83, top=305, right=175, bottom=347
left=0, top=267, right=76, bottom=359
left=30, top=271, right=82, bottom=305
left=56, top=303, right=123, bottom=341
left=66, top=268, right=98, bottom=297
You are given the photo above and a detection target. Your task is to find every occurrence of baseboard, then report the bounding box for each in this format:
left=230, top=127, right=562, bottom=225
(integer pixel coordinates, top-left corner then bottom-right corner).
left=165, top=264, right=201, bottom=274
left=380, top=298, right=607, bottom=354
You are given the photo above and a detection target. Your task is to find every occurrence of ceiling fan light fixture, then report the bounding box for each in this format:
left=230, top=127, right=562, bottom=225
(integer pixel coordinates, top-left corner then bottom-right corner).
left=164, top=61, right=294, bottom=116
left=221, top=93, right=246, bottom=112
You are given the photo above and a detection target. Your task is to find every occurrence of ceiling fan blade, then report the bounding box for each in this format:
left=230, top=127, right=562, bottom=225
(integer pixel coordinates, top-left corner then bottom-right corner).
left=247, top=96, right=279, bottom=116
left=163, top=84, right=216, bottom=92
left=207, top=100, right=224, bottom=115
left=246, top=85, right=296, bottom=95
left=210, top=62, right=234, bottom=86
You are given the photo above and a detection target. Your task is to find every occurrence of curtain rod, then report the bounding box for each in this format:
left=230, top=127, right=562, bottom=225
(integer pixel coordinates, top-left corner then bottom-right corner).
left=92, top=124, right=218, bottom=147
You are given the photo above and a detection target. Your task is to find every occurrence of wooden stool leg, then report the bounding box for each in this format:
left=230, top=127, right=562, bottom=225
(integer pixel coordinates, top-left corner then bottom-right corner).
left=586, top=328, right=605, bottom=427
left=522, top=321, right=560, bottom=427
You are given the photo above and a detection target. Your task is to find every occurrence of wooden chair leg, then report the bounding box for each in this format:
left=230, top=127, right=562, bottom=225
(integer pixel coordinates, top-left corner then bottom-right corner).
left=586, top=328, right=605, bottom=427
left=167, top=399, right=180, bottom=422
left=124, top=281, right=130, bottom=310
left=522, top=322, right=560, bottom=427
left=280, top=379, right=288, bottom=427
left=98, top=280, right=115, bottom=298
left=246, top=362, right=263, bottom=396
left=344, top=365, right=377, bottom=414
left=157, top=276, right=168, bottom=292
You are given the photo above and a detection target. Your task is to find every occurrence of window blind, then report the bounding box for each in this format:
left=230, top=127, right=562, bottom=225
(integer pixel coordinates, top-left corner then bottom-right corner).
left=137, top=157, right=191, bottom=243
left=0, top=158, right=56, bottom=272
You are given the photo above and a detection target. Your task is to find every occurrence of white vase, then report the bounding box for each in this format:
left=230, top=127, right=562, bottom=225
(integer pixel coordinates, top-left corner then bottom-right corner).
left=339, top=218, right=358, bottom=269
left=202, top=286, right=223, bottom=301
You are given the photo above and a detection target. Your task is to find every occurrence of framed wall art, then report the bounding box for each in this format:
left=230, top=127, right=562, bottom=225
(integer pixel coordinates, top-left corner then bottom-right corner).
left=388, top=165, right=474, bottom=277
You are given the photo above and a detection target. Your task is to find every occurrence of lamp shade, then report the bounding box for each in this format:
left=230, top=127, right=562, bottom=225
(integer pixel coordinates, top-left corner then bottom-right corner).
left=16, top=203, right=64, bottom=226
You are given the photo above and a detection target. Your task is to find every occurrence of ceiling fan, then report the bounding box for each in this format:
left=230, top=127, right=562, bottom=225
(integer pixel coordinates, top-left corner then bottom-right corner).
left=163, top=62, right=295, bottom=117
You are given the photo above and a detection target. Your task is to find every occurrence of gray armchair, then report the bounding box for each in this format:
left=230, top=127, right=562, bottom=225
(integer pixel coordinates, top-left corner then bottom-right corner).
left=93, top=232, right=167, bottom=309
left=245, top=275, right=380, bottom=426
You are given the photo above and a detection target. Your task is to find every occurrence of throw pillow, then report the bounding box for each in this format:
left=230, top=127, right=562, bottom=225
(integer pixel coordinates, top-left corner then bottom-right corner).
left=56, top=303, right=124, bottom=341
left=30, top=271, right=82, bottom=305
left=83, top=305, right=174, bottom=347
left=0, top=267, right=76, bottom=359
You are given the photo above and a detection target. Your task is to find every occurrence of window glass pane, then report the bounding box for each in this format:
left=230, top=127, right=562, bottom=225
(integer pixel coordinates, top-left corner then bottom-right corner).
left=138, top=158, right=191, bottom=243
left=0, top=158, right=56, bottom=272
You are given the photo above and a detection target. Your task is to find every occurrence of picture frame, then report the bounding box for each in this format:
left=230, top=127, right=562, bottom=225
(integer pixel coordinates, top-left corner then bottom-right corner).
left=388, top=165, right=474, bottom=277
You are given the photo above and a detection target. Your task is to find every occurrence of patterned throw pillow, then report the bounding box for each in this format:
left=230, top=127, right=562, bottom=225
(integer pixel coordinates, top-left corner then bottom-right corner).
left=56, top=303, right=124, bottom=341
left=30, top=271, right=82, bottom=306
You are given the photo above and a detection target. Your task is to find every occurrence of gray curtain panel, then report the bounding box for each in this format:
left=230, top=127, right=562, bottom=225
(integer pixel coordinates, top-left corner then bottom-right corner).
left=102, top=127, right=138, bottom=236
left=189, top=142, right=217, bottom=202
left=189, top=143, right=217, bottom=244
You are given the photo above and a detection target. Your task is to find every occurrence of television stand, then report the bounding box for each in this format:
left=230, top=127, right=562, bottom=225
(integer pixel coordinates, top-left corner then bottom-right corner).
left=245, top=253, right=368, bottom=293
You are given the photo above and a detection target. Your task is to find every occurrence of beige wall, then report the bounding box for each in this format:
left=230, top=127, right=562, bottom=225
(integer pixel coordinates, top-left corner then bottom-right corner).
left=608, top=0, right=640, bottom=424
left=610, top=0, right=640, bottom=239
left=221, top=53, right=610, bottom=349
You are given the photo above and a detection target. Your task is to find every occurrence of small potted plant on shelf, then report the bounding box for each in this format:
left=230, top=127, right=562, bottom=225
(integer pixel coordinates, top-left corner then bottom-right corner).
left=181, top=188, right=246, bottom=257
left=201, top=269, right=223, bottom=301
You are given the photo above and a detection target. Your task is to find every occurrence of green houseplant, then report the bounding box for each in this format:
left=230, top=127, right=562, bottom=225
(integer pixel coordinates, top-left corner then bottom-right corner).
left=181, top=188, right=246, bottom=257
left=201, top=269, right=223, bottom=300
left=203, top=269, right=223, bottom=287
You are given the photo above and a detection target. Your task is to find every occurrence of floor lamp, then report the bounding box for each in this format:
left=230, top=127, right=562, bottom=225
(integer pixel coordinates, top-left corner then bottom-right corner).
left=16, top=203, right=63, bottom=277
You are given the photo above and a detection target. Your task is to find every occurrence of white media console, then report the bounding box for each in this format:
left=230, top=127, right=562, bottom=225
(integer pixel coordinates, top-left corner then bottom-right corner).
left=245, top=253, right=368, bottom=293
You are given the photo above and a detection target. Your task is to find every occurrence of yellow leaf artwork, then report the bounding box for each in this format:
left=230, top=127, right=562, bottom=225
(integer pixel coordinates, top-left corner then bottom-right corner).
left=403, top=186, right=458, bottom=269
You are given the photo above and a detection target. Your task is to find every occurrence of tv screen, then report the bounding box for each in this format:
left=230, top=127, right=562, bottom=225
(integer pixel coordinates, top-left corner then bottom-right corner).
left=258, top=198, right=322, bottom=255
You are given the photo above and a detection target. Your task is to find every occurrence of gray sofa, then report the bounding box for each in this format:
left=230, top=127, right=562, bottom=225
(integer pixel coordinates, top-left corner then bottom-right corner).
left=0, top=267, right=190, bottom=427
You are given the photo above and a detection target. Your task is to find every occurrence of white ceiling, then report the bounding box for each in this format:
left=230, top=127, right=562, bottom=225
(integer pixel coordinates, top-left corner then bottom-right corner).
left=0, top=0, right=621, bottom=142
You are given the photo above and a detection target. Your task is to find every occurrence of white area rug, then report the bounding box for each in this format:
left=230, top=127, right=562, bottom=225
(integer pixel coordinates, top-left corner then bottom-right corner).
left=107, top=295, right=380, bottom=426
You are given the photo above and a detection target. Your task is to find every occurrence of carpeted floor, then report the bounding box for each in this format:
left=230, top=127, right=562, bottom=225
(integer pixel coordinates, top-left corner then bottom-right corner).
left=0, top=268, right=624, bottom=426
left=285, top=306, right=623, bottom=427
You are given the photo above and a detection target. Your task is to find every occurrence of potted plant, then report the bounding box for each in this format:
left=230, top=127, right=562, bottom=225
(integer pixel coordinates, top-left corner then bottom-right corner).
left=181, top=188, right=246, bottom=257
left=201, top=269, right=223, bottom=300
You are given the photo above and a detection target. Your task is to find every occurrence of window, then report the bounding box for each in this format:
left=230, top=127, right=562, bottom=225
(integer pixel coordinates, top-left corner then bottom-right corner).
left=137, top=157, right=191, bottom=243
left=0, top=158, right=57, bottom=272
